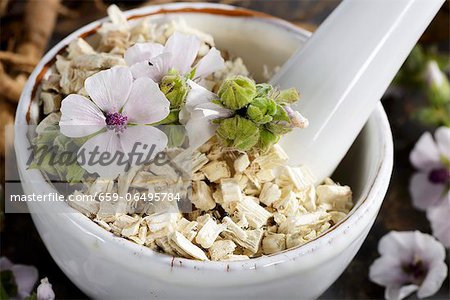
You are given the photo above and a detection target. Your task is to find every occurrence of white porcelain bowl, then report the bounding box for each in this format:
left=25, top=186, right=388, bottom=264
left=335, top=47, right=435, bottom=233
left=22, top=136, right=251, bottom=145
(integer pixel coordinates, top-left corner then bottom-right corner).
left=15, top=3, right=393, bottom=299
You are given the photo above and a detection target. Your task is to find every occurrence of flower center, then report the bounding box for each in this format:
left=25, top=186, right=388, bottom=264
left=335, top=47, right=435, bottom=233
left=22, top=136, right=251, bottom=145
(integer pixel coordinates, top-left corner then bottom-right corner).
left=105, top=112, right=128, bottom=133
left=403, top=259, right=427, bottom=285
left=428, top=168, right=450, bottom=184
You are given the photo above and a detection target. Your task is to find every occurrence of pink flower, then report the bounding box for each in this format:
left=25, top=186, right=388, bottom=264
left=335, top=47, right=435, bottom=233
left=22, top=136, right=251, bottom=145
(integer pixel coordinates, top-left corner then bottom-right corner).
left=0, top=257, right=38, bottom=299
left=124, top=32, right=225, bottom=83
left=369, top=231, right=447, bottom=300
left=36, top=277, right=55, bottom=300
left=59, top=66, right=170, bottom=178
left=409, top=126, right=450, bottom=210
left=427, top=192, right=450, bottom=248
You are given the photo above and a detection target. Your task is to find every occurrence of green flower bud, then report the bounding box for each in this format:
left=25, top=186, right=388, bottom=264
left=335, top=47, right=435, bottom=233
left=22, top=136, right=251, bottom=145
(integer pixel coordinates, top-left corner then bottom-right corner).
left=276, top=88, right=300, bottom=105
left=255, top=83, right=273, bottom=98
left=216, top=115, right=260, bottom=151
left=246, top=97, right=277, bottom=124
left=258, top=128, right=279, bottom=151
left=160, top=71, right=189, bottom=109
left=218, top=76, right=257, bottom=110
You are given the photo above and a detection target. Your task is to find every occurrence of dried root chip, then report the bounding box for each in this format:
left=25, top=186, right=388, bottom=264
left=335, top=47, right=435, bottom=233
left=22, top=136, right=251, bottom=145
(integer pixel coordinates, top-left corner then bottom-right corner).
left=201, top=160, right=231, bottom=182
left=177, top=218, right=198, bottom=242
left=170, top=231, right=209, bottom=261
left=233, top=153, right=250, bottom=173
left=223, top=216, right=247, bottom=240
left=278, top=165, right=315, bottom=191
left=192, top=181, right=216, bottom=211
left=259, top=182, right=281, bottom=206
left=273, top=191, right=299, bottom=217
left=316, top=185, right=352, bottom=212
left=209, top=240, right=236, bottom=261
left=262, top=233, right=286, bottom=255
left=236, top=197, right=271, bottom=229
left=220, top=178, right=242, bottom=204
left=225, top=228, right=263, bottom=255
left=195, top=218, right=227, bottom=248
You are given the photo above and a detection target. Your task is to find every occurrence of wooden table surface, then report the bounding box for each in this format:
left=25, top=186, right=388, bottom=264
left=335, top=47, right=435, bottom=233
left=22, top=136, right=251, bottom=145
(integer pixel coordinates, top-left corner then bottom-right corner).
left=1, top=1, right=449, bottom=299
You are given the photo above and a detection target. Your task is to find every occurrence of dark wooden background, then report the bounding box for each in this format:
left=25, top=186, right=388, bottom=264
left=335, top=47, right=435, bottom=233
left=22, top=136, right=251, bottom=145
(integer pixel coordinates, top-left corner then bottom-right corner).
left=1, top=1, right=449, bottom=299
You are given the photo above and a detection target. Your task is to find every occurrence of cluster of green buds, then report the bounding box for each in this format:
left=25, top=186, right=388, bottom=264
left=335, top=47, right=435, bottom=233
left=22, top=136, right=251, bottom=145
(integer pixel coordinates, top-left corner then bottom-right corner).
left=215, top=75, right=306, bottom=152
left=158, top=69, right=190, bottom=147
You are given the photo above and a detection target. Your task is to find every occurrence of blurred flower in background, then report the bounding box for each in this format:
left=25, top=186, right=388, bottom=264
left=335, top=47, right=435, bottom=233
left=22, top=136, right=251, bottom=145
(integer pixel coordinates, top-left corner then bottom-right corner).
left=409, top=126, right=450, bottom=210
left=369, top=231, right=448, bottom=300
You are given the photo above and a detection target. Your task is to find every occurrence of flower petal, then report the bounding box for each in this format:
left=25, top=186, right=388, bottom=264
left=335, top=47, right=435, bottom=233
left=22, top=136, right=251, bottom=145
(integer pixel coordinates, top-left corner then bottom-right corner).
left=122, top=77, right=170, bottom=124
left=84, top=66, right=133, bottom=113
left=11, top=264, right=39, bottom=298
left=369, top=256, right=406, bottom=286
left=417, top=261, right=448, bottom=298
left=0, top=257, right=13, bottom=269
left=37, top=277, right=55, bottom=300
left=427, top=193, right=450, bottom=248
left=410, top=132, right=441, bottom=171
left=409, top=172, right=445, bottom=211
left=193, top=47, right=225, bottom=80
left=185, top=80, right=217, bottom=113
left=435, top=126, right=450, bottom=161
left=78, top=131, right=126, bottom=179
left=377, top=231, right=415, bottom=261
left=185, top=115, right=217, bottom=150
left=385, top=284, right=418, bottom=300
left=129, top=53, right=172, bottom=82
left=164, top=32, right=200, bottom=74
left=124, top=42, right=164, bottom=66
left=119, top=125, right=168, bottom=165
left=59, top=94, right=106, bottom=138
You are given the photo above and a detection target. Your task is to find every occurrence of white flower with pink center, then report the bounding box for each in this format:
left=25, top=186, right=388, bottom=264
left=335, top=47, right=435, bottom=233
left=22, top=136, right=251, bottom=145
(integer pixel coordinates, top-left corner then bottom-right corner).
left=409, top=126, right=450, bottom=211
left=59, top=66, right=170, bottom=178
left=124, top=32, right=225, bottom=83
left=369, top=231, right=447, bottom=300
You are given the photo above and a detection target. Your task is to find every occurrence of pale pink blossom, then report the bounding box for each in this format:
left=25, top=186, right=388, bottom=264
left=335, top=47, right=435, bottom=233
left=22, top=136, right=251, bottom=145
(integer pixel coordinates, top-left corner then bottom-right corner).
left=179, top=80, right=233, bottom=149
left=0, top=257, right=38, bottom=299
left=427, top=192, right=450, bottom=248
left=36, top=277, right=55, bottom=300
left=369, top=231, right=447, bottom=300
left=124, top=32, right=224, bottom=83
left=409, top=126, right=450, bottom=210
left=59, top=66, right=170, bottom=178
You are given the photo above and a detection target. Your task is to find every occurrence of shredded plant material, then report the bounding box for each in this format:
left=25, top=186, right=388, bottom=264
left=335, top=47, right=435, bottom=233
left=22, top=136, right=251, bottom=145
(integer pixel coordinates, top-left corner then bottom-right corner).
left=33, top=5, right=354, bottom=261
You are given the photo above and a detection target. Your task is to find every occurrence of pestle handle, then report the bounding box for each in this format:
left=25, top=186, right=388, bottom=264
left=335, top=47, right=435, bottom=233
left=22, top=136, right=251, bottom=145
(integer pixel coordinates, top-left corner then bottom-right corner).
left=271, top=0, right=444, bottom=183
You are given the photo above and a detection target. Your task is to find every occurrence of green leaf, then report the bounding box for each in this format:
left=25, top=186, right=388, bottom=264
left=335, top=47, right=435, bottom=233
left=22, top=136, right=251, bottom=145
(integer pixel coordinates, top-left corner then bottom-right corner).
left=265, top=122, right=292, bottom=135
left=163, top=125, right=187, bottom=148
left=255, top=83, right=273, bottom=98
left=216, top=116, right=260, bottom=151
left=271, top=105, right=290, bottom=123
left=1, top=270, right=17, bottom=299
left=276, top=88, right=300, bottom=105
left=218, top=76, right=257, bottom=110
left=152, top=109, right=180, bottom=126
left=25, top=292, right=38, bottom=300
left=258, top=128, right=279, bottom=151
left=66, top=163, right=86, bottom=184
